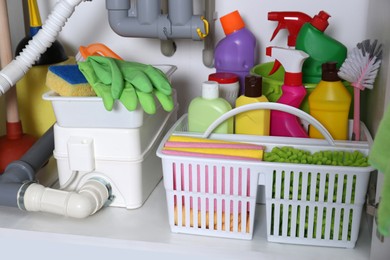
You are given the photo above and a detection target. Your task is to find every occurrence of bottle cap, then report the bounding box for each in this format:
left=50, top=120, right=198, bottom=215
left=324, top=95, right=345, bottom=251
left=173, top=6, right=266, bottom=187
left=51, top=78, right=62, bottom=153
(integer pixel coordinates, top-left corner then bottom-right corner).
left=244, top=75, right=263, bottom=97
left=220, top=10, right=245, bottom=35
left=208, top=72, right=239, bottom=84
left=311, top=11, right=330, bottom=32
left=202, top=81, right=219, bottom=99
left=321, top=62, right=340, bottom=82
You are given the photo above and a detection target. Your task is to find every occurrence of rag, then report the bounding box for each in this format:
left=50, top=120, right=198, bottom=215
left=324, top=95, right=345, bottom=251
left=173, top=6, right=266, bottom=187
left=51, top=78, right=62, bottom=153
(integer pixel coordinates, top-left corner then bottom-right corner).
left=78, top=56, right=173, bottom=114
left=369, top=104, right=390, bottom=236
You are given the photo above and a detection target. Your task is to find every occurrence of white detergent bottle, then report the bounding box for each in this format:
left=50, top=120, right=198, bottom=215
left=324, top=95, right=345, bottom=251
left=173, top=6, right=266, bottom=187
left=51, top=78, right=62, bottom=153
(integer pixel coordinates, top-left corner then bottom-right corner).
left=188, top=81, right=233, bottom=134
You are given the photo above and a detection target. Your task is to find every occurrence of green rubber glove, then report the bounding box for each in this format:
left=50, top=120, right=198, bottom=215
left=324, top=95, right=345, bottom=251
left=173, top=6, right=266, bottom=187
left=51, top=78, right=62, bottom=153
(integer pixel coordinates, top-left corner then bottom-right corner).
left=369, top=104, right=390, bottom=237
left=78, top=56, right=174, bottom=114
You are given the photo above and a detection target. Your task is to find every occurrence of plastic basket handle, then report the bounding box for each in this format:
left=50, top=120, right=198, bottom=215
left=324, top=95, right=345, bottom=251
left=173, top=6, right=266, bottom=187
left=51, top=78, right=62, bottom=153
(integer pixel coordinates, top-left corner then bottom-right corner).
left=202, top=103, right=336, bottom=146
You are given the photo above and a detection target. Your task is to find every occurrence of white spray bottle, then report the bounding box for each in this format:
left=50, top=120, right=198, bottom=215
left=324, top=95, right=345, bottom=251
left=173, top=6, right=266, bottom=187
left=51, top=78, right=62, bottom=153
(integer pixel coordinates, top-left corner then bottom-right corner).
left=266, top=46, right=309, bottom=137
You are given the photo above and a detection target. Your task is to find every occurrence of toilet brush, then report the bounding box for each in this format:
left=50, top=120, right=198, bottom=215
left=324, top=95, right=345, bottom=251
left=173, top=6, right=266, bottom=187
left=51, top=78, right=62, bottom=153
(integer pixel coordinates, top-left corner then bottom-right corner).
left=338, top=39, right=383, bottom=141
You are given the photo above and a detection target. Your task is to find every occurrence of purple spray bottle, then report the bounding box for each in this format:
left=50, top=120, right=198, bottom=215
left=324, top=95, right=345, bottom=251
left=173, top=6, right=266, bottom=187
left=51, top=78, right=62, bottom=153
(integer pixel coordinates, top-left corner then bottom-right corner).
left=266, top=46, right=309, bottom=138
left=214, top=10, right=257, bottom=94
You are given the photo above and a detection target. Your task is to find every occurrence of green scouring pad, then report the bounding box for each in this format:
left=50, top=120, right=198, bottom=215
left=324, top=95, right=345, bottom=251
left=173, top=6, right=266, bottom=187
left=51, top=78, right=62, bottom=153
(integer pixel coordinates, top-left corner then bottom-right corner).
left=46, top=64, right=96, bottom=96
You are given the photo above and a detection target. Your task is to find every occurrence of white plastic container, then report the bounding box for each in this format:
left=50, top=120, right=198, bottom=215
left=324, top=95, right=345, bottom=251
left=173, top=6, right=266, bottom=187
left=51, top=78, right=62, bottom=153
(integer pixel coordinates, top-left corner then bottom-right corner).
left=54, top=104, right=178, bottom=209
left=43, top=65, right=177, bottom=129
left=157, top=103, right=374, bottom=246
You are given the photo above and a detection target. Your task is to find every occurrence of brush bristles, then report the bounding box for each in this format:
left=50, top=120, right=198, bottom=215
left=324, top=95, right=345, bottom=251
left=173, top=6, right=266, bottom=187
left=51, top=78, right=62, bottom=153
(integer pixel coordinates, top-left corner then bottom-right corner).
left=338, top=39, right=382, bottom=90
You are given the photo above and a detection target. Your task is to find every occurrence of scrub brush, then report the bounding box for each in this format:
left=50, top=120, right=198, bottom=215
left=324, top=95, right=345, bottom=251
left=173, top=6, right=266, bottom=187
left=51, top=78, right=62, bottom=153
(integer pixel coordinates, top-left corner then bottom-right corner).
left=338, top=39, right=383, bottom=141
left=75, top=43, right=123, bottom=62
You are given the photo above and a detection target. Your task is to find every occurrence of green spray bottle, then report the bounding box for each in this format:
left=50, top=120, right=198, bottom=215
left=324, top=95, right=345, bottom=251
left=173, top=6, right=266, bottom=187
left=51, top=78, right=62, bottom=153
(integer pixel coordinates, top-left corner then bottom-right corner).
left=295, top=11, right=347, bottom=84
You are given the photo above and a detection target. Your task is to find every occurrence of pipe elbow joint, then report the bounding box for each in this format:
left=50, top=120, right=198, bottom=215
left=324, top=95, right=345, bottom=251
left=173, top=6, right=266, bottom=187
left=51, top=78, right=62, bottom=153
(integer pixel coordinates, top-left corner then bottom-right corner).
left=68, top=178, right=112, bottom=218
left=21, top=179, right=112, bottom=218
left=66, top=193, right=96, bottom=218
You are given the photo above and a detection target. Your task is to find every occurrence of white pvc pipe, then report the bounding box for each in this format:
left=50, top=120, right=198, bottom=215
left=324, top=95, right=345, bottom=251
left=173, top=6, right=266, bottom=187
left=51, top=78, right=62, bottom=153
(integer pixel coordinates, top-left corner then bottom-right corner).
left=20, top=178, right=111, bottom=218
left=0, top=0, right=85, bottom=95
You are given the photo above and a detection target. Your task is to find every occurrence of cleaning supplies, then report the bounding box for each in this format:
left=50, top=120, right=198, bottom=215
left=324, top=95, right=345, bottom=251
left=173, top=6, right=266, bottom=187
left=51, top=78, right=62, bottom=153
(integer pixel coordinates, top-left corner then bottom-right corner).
left=214, top=10, right=257, bottom=94
left=188, top=81, right=233, bottom=134
left=208, top=72, right=239, bottom=107
left=266, top=46, right=309, bottom=138
left=338, top=39, right=383, bottom=141
left=369, top=104, right=390, bottom=236
left=295, top=11, right=347, bottom=84
left=268, top=11, right=312, bottom=47
left=309, top=62, right=351, bottom=140
left=235, top=75, right=270, bottom=135
left=46, top=65, right=96, bottom=97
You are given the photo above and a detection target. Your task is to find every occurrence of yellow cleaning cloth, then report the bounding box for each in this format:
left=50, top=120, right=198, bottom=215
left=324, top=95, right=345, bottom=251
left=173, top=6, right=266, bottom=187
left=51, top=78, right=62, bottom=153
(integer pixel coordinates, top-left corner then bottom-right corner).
left=169, top=135, right=244, bottom=144
left=164, top=147, right=263, bottom=160
left=165, top=135, right=264, bottom=160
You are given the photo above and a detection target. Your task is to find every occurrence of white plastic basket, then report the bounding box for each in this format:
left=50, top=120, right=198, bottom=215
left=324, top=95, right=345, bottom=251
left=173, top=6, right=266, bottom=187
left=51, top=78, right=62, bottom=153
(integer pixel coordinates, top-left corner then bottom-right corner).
left=43, top=65, right=177, bottom=129
left=157, top=103, right=374, bottom=246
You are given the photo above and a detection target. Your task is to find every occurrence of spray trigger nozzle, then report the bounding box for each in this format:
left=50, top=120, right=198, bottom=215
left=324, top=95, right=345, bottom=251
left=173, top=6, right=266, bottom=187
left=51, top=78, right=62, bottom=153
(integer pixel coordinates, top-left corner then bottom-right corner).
left=266, top=46, right=309, bottom=86
left=268, top=11, right=312, bottom=47
left=270, top=22, right=283, bottom=42
left=266, top=46, right=281, bottom=75
left=269, top=60, right=282, bottom=76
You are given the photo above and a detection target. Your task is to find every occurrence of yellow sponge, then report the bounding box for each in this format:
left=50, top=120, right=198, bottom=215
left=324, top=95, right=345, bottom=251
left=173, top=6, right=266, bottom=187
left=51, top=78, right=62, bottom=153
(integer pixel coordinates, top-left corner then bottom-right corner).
left=46, top=64, right=96, bottom=96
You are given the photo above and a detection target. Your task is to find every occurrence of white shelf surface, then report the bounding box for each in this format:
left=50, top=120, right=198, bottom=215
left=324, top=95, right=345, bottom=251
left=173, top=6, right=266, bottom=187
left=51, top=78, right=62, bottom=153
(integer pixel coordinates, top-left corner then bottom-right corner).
left=0, top=160, right=372, bottom=260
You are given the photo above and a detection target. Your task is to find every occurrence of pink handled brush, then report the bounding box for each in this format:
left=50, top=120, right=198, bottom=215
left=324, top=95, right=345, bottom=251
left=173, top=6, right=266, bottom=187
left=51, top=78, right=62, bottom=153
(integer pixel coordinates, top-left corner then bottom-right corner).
left=338, top=39, right=383, bottom=141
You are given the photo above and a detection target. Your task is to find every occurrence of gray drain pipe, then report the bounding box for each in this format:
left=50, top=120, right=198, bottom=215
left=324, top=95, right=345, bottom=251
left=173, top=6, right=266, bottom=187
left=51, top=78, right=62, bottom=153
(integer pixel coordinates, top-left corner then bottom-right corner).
left=107, top=0, right=209, bottom=41
left=0, top=126, right=55, bottom=208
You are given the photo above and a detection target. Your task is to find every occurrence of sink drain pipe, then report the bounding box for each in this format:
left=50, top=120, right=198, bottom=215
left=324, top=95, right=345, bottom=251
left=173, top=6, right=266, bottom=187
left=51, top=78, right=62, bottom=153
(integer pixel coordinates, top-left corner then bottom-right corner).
left=0, top=126, right=112, bottom=218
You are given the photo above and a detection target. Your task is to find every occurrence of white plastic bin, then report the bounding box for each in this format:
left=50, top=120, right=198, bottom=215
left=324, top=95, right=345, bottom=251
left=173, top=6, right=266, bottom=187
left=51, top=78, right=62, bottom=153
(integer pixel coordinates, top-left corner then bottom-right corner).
left=53, top=103, right=178, bottom=209
left=157, top=103, right=374, bottom=246
left=43, top=65, right=177, bottom=129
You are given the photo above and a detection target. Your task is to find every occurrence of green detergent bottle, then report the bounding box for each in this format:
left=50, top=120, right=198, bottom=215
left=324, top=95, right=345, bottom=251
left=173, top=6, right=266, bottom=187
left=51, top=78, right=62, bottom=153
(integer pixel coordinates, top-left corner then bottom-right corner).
left=296, top=11, right=347, bottom=84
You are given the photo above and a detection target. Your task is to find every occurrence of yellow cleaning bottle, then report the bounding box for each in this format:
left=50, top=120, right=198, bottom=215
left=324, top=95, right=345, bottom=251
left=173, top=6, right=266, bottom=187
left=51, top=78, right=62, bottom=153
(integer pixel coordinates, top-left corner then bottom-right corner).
left=235, top=75, right=270, bottom=135
left=308, top=62, right=351, bottom=140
